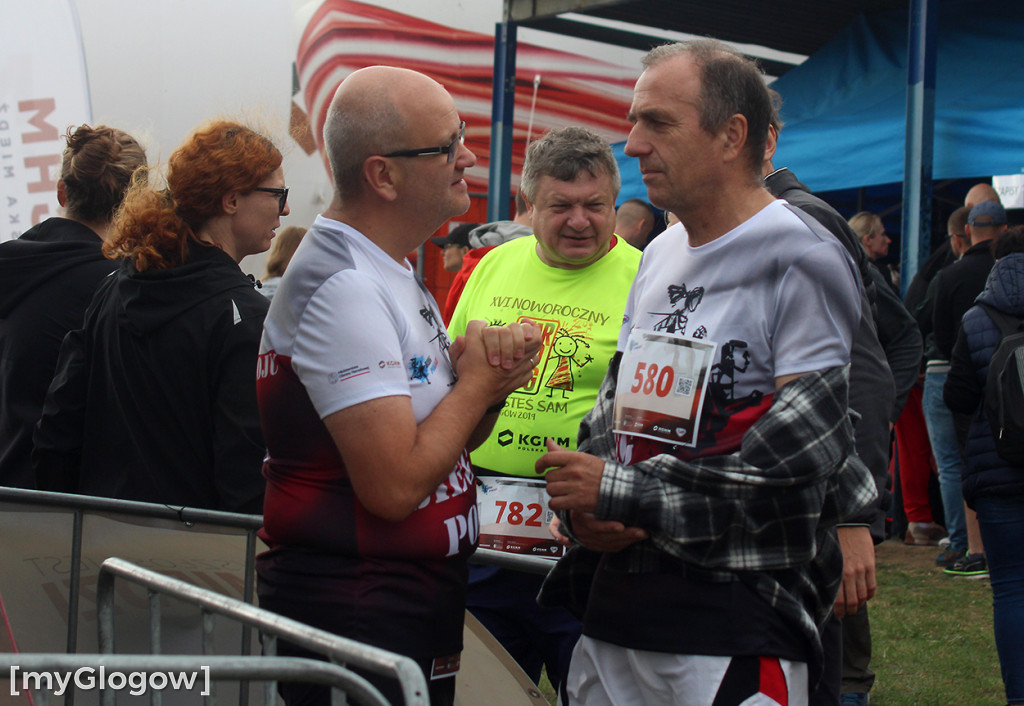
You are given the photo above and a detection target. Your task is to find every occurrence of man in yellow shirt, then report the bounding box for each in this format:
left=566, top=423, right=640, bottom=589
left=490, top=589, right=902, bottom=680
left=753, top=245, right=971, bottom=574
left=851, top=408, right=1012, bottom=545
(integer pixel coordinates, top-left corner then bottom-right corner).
left=449, top=126, right=641, bottom=692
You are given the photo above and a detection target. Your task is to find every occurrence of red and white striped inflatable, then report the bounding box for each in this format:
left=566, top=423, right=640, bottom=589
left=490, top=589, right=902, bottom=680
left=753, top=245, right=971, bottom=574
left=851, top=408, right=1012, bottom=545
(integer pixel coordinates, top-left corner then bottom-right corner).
left=296, top=0, right=638, bottom=190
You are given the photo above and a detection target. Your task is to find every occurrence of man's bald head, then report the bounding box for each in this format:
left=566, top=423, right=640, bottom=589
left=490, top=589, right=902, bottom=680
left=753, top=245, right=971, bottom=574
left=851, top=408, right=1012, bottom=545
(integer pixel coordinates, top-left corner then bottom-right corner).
left=616, top=199, right=655, bottom=249
left=965, top=183, right=1000, bottom=209
left=323, top=66, right=448, bottom=200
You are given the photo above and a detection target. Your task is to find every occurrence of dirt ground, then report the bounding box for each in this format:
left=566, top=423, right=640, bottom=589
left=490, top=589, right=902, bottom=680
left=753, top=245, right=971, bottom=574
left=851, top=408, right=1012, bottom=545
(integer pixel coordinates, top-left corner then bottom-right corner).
left=876, top=536, right=945, bottom=571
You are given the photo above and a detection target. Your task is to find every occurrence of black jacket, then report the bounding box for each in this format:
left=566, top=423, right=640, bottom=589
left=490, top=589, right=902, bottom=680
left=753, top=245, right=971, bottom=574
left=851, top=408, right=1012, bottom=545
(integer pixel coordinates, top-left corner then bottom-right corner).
left=944, top=253, right=1024, bottom=505
left=33, top=242, right=269, bottom=513
left=0, top=218, right=118, bottom=488
left=932, top=241, right=996, bottom=359
left=765, top=169, right=920, bottom=417
left=904, top=239, right=955, bottom=315
left=765, top=167, right=922, bottom=540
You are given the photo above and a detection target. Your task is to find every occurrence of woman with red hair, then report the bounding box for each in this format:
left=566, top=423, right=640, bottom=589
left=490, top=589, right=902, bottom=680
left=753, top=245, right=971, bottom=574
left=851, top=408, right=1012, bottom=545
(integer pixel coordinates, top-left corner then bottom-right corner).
left=34, top=120, right=288, bottom=513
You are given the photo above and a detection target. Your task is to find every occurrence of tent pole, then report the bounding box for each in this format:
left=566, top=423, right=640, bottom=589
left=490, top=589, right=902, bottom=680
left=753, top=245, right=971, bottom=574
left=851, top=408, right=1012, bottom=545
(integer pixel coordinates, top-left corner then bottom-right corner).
left=900, top=0, right=937, bottom=297
left=488, top=20, right=517, bottom=223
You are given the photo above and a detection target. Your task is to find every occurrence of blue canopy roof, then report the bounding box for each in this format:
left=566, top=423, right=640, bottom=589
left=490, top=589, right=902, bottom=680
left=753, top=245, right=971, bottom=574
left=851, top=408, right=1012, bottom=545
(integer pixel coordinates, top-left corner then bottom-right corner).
left=615, top=0, right=1024, bottom=202
left=771, top=0, right=1024, bottom=193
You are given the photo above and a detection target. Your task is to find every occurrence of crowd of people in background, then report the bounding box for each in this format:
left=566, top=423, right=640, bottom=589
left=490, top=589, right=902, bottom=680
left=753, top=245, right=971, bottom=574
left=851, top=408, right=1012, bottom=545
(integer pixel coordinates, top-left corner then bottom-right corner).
left=1, top=36, right=1023, bottom=706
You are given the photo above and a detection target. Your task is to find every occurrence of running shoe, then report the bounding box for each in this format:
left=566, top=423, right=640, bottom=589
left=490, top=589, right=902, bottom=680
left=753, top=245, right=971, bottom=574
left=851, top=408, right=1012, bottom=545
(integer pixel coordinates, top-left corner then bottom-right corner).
left=943, top=553, right=989, bottom=578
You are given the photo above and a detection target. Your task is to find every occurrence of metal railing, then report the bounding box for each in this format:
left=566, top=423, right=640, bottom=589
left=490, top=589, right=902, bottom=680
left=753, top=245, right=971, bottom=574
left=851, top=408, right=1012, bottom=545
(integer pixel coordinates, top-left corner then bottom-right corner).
left=0, top=488, right=555, bottom=706
left=0, top=487, right=263, bottom=660
left=96, top=558, right=429, bottom=706
left=0, top=655, right=389, bottom=706
left=0, top=488, right=554, bottom=657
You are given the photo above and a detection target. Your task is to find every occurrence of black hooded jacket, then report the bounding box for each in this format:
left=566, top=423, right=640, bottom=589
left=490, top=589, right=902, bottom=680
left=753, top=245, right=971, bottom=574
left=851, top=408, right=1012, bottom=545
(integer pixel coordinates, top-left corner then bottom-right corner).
left=764, top=168, right=926, bottom=541
left=33, top=242, right=269, bottom=513
left=0, top=218, right=118, bottom=488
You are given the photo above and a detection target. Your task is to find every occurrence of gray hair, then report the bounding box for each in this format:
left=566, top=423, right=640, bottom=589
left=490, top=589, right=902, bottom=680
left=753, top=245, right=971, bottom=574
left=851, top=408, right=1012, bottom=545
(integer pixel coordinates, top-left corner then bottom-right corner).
left=643, top=39, right=772, bottom=175
left=520, top=126, right=620, bottom=202
left=323, top=81, right=408, bottom=200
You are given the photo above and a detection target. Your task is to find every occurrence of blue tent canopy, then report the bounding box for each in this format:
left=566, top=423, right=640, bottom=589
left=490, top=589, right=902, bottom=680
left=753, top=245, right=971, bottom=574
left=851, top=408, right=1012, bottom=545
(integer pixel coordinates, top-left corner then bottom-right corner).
left=612, top=141, right=645, bottom=208
left=615, top=0, right=1024, bottom=202
left=768, top=0, right=1024, bottom=193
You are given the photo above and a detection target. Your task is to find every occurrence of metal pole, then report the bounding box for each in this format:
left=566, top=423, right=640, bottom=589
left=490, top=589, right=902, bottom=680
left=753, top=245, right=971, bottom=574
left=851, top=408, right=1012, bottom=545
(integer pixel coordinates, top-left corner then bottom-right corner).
left=487, top=20, right=517, bottom=223
left=239, top=529, right=257, bottom=706
left=65, top=509, right=84, bottom=706
left=66, top=509, right=83, bottom=654
left=900, top=0, right=937, bottom=297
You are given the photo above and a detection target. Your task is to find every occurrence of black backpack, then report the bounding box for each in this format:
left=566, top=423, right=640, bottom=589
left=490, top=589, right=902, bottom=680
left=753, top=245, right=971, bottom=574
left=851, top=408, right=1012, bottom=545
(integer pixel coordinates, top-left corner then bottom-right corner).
left=981, top=303, right=1024, bottom=466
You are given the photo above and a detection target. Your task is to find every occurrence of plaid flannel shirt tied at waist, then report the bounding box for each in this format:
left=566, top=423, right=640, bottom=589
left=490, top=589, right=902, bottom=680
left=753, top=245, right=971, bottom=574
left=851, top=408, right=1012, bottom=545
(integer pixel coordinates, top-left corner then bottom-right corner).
left=539, top=362, right=876, bottom=672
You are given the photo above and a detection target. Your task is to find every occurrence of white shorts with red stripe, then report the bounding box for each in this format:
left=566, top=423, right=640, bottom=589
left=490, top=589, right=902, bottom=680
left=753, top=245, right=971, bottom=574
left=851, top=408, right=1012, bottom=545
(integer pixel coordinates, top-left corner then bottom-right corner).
left=561, top=636, right=809, bottom=706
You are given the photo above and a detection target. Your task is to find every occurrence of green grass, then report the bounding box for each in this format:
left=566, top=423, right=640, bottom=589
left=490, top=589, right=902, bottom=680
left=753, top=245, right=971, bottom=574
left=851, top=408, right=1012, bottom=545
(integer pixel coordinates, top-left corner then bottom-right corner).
left=869, top=539, right=1003, bottom=705
left=534, top=539, right=1005, bottom=704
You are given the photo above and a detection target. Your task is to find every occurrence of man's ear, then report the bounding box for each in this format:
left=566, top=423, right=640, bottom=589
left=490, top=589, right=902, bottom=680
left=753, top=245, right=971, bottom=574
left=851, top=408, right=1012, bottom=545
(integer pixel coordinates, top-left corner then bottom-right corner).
left=764, top=124, right=778, bottom=165
left=521, top=193, right=536, bottom=220
left=57, top=179, right=68, bottom=207
left=363, top=156, right=399, bottom=202
left=720, top=113, right=748, bottom=164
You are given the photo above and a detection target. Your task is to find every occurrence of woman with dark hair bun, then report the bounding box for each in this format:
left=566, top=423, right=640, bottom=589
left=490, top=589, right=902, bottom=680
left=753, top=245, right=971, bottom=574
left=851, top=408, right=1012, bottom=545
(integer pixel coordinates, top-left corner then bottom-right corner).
left=0, top=124, right=147, bottom=488
left=33, top=120, right=286, bottom=513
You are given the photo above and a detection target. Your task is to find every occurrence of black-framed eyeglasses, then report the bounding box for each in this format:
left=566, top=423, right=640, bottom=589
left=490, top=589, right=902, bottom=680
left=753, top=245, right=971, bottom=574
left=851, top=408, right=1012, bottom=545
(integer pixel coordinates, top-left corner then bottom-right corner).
left=254, top=187, right=289, bottom=214
left=384, top=122, right=465, bottom=164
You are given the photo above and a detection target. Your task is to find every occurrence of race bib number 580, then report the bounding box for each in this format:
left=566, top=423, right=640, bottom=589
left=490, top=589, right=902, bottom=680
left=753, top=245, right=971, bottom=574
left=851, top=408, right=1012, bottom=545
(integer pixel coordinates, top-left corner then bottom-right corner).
left=613, top=329, right=717, bottom=446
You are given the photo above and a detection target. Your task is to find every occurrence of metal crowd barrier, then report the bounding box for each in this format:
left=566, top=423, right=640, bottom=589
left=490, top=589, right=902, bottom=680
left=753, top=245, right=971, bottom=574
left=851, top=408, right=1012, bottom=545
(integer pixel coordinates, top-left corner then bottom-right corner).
left=0, top=654, right=390, bottom=706
left=0, top=486, right=263, bottom=661
left=0, top=487, right=555, bottom=706
left=96, top=557, right=428, bottom=706
left=0, top=487, right=554, bottom=655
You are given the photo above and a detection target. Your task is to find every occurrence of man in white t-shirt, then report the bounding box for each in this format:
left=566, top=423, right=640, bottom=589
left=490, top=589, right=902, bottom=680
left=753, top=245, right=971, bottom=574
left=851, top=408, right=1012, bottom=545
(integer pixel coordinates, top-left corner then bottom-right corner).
left=538, top=40, right=875, bottom=705
left=255, top=66, right=540, bottom=706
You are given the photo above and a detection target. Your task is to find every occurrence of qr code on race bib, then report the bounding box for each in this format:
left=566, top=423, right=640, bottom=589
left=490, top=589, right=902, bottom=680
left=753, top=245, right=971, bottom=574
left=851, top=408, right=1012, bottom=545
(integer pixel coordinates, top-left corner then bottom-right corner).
left=675, top=375, right=695, bottom=396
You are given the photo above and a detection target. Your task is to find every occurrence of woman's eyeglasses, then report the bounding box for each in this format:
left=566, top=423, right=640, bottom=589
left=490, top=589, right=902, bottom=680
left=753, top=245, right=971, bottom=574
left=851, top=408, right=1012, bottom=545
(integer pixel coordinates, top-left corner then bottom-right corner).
left=254, top=187, right=288, bottom=214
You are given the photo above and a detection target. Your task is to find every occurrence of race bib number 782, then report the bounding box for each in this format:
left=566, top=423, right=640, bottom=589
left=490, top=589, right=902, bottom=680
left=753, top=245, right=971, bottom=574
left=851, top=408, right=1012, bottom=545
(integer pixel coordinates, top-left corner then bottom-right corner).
left=476, top=476, right=564, bottom=559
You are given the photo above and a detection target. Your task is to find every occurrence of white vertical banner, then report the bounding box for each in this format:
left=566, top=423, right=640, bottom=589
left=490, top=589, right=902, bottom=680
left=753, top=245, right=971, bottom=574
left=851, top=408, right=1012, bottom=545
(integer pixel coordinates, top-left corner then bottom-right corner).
left=0, top=0, right=92, bottom=242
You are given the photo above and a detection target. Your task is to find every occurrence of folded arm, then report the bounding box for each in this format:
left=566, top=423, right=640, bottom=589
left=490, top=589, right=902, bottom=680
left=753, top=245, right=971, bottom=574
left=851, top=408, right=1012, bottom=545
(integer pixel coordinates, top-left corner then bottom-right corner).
left=542, top=359, right=876, bottom=571
left=328, top=320, right=540, bottom=522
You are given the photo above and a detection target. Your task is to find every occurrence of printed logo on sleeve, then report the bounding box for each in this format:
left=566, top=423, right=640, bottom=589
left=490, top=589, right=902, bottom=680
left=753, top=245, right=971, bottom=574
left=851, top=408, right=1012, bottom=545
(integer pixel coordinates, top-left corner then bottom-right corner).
left=408, top=355, right=439, bottom=383
left=256, top=351, right=279, bottom=379
left=327, top=364, right=370, bottom=384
